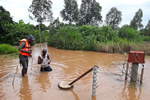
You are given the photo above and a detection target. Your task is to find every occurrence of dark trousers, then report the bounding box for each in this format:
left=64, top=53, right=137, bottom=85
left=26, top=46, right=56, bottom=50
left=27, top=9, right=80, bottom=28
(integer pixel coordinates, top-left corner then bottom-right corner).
left=19, top=54, right=28, bottom=70
left=40, top=66, right=52, bottom=72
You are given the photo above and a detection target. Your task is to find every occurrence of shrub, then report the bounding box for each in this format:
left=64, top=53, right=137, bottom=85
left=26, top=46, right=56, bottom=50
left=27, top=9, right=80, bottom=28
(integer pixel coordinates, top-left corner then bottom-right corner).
left=118, top=26, right=142, bottom=42
left=47, top=26, right=83, bottom=50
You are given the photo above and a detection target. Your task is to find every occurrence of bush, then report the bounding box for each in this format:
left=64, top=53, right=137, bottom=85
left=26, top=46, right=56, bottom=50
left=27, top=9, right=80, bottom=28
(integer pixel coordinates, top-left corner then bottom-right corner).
left=142, top=36, right=150, bottom=42
left=118, top=26, right=142, bottom=42
left=46, top=25, right=150, bottom=56
left=47, top=26, right=83, bottom=50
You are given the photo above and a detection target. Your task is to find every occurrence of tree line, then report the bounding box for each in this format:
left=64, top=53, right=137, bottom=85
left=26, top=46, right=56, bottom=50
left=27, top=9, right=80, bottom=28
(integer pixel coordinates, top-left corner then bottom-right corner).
left=28, top=0, right=150, bottom=36
left=0, top=0, right=150, bottom=55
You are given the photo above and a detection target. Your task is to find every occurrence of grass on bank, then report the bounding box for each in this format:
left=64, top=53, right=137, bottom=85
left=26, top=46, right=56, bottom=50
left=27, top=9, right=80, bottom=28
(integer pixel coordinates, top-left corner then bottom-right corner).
left=96, top=42, right=150, bottom=55
left=0, top=44, right=19, bottom=57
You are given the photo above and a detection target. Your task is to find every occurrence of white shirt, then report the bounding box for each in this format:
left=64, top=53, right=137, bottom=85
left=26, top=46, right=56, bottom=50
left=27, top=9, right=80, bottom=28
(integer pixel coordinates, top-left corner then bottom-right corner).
left=40, top=54, right=50, bottom=68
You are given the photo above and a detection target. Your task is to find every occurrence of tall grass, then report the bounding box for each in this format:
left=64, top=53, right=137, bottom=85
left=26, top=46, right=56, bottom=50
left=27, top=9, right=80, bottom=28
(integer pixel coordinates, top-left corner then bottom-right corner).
left=0, top=44, right=19, bottom=55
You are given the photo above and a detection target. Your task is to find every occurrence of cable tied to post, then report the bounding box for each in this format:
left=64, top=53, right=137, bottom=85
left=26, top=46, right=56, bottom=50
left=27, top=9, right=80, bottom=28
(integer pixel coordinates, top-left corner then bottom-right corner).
left=114, top=57, right=144, bottom=82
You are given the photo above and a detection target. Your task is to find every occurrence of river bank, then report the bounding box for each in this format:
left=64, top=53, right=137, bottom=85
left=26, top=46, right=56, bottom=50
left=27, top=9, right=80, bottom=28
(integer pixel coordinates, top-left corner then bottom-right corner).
left=0, top=42, right=150, bottom=58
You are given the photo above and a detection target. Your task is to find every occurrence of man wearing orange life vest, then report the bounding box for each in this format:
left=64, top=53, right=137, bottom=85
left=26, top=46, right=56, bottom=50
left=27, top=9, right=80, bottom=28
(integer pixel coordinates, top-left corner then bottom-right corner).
left=18, top=34, right=34, bottom=76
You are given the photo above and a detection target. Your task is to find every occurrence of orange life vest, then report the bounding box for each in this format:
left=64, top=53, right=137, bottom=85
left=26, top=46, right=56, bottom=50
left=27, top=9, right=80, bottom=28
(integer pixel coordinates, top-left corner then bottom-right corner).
left=19, top=39, right=31, bottom=56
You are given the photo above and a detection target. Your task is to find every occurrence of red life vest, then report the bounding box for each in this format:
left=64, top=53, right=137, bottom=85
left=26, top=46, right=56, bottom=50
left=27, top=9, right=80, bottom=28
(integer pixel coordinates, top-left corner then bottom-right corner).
left=19, top=39, right=30, bottom=56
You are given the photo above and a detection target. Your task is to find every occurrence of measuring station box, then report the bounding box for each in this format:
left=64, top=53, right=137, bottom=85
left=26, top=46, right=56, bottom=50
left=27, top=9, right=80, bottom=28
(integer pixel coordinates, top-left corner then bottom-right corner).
left=128, top=51, right=145, bottom=64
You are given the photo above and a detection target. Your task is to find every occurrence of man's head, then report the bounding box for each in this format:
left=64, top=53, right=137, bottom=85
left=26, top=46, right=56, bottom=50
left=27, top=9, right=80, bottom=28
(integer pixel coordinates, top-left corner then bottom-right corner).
left=42, top=49, right=47, bottom=56
left=27, top=34, right=34, bottom=43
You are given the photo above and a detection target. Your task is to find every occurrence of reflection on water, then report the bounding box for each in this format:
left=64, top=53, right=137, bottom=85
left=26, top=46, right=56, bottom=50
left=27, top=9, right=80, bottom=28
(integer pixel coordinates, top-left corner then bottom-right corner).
left=35, top=72, right=51, bottom=92
left=0, top=43, right=150, bottom=100
left=19, top=76, right=32, bottom=100
left=121, top=81, right=142, bottom=100
left=58, top=88, right=80, bottom=100
left=70, top=89, right=79, bottom=100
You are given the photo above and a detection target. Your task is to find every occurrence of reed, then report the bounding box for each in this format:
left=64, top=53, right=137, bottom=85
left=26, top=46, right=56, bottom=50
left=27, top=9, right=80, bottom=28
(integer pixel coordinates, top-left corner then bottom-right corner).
left=96, top=41, right=150, bottom=56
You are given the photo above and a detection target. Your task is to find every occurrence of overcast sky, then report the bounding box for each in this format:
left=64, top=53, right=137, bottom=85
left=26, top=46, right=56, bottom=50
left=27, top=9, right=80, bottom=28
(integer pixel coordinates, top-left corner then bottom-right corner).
left=0, top=0, right=150, bottom=27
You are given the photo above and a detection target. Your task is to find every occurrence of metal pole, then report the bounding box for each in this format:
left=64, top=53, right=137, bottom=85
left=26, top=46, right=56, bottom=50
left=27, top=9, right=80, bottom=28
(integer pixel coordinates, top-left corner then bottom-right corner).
left=140, top=65, right=144, bottom=84
left=125, top=62, right=129, bottom=80
left=131, top=63, right=139, bottom=82
left=92, top=65, right=98, bottom=96
left=69, top=67, right=94, bottom=85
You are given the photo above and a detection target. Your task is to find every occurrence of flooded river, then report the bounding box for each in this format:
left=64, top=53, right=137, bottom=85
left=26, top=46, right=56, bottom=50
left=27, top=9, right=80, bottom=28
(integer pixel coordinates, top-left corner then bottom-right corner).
left=0, top=43, right=150, bottom=100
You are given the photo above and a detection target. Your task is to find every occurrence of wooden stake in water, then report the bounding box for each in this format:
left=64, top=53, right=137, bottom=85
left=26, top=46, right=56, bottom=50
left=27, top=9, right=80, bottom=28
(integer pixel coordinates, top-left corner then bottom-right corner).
left=12, top=63, right=20, bottom=86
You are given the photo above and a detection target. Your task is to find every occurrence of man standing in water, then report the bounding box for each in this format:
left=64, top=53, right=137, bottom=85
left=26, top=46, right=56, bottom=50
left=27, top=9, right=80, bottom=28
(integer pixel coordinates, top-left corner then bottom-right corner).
left=38, top=49, right=52, bottom=72
left=18, top=34, right=34, bottom=76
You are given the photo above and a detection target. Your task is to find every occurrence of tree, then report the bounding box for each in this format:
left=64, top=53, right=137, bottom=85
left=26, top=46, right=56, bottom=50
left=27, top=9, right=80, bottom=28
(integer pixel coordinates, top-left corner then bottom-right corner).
left=90, top=0, right=102, bottom=25
left=0, top=6, right=13, bottom=24
left=144, top=20, right=150, bottom=36
left=79, top=0, right=92, bottom=25
left=49, top=17, right=61, bottom=34
left=6, top=20, right=33, bottom=45
left=0, top=6, right=13, bottom=34
left=35, top=24, right=48, bottom=31
left=105, top=7, right=122, bottom=29
left=79, top=0, right=102, bottom=26
left=28, top=0, right=53, bottom=43
left=130, top=9, right=143, bottom=30
left=60, top=0, right=79, bottom=24
left=0, top=6, right=14, bottom=43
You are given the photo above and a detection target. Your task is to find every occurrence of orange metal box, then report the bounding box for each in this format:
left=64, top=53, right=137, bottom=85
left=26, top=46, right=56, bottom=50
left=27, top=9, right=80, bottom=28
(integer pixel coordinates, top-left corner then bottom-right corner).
left=128, top=51, right=145, bottom=64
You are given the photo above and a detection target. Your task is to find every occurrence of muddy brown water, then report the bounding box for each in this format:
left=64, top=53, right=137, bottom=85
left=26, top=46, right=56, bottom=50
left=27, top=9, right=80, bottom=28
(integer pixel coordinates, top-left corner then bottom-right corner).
left=0, top=43, right=150, bottom=100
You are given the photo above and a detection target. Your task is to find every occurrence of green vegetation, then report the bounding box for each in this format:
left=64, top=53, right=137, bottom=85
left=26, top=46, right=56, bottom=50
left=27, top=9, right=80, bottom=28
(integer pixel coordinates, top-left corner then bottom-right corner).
left=47, top=25, right=150, bottom=56
left=0, top=44, right=19, bottom=56
left=0, top=4, right=150, bottom=56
